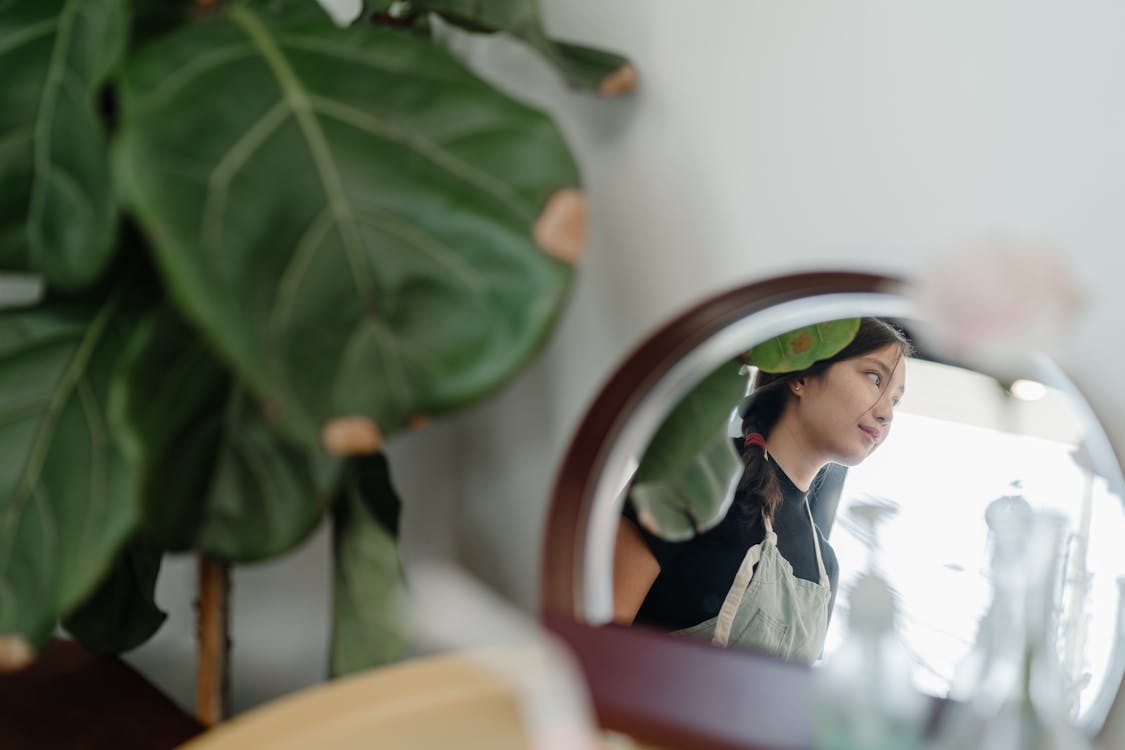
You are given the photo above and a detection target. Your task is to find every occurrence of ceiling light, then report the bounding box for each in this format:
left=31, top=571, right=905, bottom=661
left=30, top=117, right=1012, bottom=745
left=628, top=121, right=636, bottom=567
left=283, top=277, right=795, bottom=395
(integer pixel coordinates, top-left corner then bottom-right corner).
left=1010, top=379, right=1047, bottom=401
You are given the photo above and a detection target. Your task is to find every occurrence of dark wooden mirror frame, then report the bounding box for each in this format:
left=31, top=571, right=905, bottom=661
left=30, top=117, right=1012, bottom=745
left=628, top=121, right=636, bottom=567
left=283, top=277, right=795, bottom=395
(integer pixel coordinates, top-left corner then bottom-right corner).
left=540, top=271, right=1125, bottom=750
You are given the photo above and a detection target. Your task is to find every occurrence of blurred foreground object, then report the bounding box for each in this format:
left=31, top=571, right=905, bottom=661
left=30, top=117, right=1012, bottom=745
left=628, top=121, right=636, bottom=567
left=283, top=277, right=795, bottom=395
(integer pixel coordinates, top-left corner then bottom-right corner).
left=902, top=242, right=1084, bottom=372
left=814, top=500, right=927, bottom=750
left=177, top=561, right=646, bottom=749
left=175, top=649, right=621, bottom=750
left=407, top=561, right=604, bottom=750
left=930, top=499, right=1091, bottom=750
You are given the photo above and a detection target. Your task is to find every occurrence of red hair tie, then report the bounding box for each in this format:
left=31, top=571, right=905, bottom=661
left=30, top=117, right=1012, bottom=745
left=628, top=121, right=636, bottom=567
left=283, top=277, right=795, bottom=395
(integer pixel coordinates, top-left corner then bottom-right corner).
left=744, top=432, right=768, bottom=458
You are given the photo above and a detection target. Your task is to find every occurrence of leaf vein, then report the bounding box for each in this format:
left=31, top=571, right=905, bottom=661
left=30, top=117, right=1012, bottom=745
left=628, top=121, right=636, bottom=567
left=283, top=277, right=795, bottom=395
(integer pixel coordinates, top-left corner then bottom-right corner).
left=351, top=207, right=486, bottom=292
left=0, top=330, right=82, bottom=361
left=309, top=95, right=535, bottom=221
left=0, top=17, right=56, bottom=58
left=26, top=0, right=81, bottom=259
left=0, top=287, right=123, bottom=575
left=231, top=6, right=376, bottom=307
left=138, top=43, right=258, bottom=113
left=201, top=99, right=291, bottom=254
left=269, top=205, right=335, bottom=342
left=236, top=433, right=286, bottom=551
left=365, top=322, right=412, bottom=410
left=0, top=395, right=52, bottom=432
left=275, top=33, right=462, bottom=84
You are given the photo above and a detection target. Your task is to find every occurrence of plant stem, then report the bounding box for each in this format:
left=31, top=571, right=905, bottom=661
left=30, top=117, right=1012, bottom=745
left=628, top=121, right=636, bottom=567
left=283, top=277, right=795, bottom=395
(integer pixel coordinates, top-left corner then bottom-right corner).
left=196, top=552, right=230, bottom=726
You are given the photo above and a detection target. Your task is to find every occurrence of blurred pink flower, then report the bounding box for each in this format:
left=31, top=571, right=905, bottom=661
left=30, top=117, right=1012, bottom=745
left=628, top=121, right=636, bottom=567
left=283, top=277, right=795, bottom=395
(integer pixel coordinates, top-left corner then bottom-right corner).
left=906, top=242, right=1085, bottom=366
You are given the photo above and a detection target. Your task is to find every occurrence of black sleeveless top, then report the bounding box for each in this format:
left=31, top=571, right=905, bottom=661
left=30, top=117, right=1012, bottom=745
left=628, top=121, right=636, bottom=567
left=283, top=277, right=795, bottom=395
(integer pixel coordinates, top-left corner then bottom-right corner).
left=623, top=460, right=840, bottom=630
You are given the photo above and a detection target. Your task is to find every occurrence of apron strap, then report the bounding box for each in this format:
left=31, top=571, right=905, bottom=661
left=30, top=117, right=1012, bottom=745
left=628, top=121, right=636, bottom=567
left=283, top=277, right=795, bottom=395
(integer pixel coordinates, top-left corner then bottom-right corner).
left=712, top=515, right=777, bottom=647
left=804, top=500, right=830, bottom=588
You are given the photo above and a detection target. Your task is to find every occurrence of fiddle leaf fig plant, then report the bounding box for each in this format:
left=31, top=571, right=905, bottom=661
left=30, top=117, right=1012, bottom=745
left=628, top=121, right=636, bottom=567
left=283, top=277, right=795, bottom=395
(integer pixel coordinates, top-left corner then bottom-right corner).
left=0, top=284, right=144, bottom=648
left=109, top=306, right=337, bottom=560
left=746, top=318, right=860, bottom=374
left=114, top=0, right=583, bottom=447
left=63, top=541, right=166, bottom=655
left=330, top=452, right=407, bottom=676
left=0, top=0, right=630, bottom=677
left=391, top=0, right=635, bottom=94
left=0, top=0, right=127, bottom=290
left=631, top=320, right=860, bottom=541
left=629, top=360, right=746, bottom=541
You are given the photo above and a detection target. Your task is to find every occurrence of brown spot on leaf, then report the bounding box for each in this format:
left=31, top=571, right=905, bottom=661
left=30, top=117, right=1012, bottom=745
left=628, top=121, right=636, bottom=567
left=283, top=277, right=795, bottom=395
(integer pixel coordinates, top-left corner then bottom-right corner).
left=791, top=331, right=813, bottom=354
left=322, top=416, right=383, bottom=456
left=0, top=635, right=34, bottom=672
left=599, top=64, right=637, bottom=96
left=261, top=400, right=283, bottom=424
left=533, top=188, right=587, bottom=264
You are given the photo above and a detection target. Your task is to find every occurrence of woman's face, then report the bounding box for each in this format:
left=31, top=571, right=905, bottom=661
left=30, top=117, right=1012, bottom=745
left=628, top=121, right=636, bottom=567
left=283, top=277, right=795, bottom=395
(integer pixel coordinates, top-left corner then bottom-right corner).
left=789, top=343, right=907, bottom=467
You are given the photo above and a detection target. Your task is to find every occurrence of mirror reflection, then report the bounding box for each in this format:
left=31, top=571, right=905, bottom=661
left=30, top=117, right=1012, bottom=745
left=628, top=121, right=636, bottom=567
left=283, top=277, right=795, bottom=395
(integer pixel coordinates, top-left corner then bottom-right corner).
left=826, top=355, right=1125, bottom=722
left=609, top=316, right=1125, bottom=725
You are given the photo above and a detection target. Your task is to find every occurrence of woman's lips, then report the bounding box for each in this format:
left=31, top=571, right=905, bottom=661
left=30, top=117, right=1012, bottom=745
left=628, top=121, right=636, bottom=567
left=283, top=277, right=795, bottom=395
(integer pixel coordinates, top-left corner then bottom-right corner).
left=859, top=425, right=880, bottom=444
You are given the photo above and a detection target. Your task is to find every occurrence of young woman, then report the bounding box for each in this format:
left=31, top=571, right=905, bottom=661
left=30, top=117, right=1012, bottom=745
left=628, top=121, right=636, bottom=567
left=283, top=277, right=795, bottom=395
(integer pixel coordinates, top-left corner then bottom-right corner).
left=613, top=318, right=912, bottom=665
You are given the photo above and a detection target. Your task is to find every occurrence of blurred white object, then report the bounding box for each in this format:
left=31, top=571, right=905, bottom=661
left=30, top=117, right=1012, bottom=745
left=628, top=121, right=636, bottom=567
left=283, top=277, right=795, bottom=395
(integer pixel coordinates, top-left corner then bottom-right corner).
left=1009, top=379, right=1048, bottom=401
left=814, top=573, right=927, bottom=750
left=904, top=242, right=1085, bottom=370
left=933, top=507, right=1092, bottom=750
left=408, top=561, right=603, bottom=750
left=0, top=273, right=44, bottom=309
left=313, top=0, right=363, bottom=26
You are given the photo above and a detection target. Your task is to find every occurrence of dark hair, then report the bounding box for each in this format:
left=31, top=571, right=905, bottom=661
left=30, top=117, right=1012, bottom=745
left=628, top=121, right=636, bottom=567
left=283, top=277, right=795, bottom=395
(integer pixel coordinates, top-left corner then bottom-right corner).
left=737, top=318, right=913, bottom=523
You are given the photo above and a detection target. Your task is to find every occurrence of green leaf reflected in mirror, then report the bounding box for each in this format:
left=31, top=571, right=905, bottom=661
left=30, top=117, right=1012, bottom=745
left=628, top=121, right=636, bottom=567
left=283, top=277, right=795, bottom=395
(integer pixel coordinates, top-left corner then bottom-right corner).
left=630, top=360, right=745, bottom=541
left=747, top=319, right=860, bottom=373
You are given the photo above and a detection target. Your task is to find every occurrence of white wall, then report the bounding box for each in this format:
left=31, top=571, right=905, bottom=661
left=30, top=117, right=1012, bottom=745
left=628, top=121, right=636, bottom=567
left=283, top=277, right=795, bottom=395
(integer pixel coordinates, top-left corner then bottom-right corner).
left=126, top=0, right=1125, bottom=716
left=430, top=0, right=1125, bottom=610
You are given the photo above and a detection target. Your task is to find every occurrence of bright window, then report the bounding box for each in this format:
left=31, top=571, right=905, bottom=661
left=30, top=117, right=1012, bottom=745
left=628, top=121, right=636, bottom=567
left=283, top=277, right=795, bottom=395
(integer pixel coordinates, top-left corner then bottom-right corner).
left=821, top=360, right=1125, bottom=723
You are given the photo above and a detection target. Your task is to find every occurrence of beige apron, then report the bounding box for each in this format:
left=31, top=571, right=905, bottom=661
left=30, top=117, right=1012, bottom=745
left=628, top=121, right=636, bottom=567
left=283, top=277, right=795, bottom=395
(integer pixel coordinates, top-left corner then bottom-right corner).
left=676, top=500, right=831, bottom=665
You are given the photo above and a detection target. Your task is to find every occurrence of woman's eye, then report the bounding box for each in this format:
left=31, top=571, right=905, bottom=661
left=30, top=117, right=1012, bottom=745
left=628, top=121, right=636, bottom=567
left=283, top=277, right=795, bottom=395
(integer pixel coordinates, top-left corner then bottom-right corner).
left=866, top=372, right=882, bottom=387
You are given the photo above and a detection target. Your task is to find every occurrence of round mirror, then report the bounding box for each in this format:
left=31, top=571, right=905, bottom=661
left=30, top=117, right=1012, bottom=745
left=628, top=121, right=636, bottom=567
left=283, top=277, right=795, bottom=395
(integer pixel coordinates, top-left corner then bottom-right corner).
left=543, top=271, right=1125, bottom=748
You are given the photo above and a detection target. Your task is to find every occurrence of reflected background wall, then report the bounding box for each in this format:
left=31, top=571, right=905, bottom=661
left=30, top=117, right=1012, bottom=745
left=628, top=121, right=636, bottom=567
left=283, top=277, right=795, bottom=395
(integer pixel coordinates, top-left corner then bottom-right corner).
left=124, top=0, right=1125, bottom=714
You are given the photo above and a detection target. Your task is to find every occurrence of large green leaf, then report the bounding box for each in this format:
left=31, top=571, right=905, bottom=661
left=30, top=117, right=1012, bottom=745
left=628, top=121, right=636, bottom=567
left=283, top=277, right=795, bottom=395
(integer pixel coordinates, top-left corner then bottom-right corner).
left=629, top=360, right=747, bottom=541
left=329, top=453, right=408, bottom=677
left=409, top=0, right=634, bottom=95
left=747, top=319, right=861, bottom=373
left=125, top=0, right=196, bottom=47
left=62, top=540, right=165, bottom=654
left=0, top=0, right=126, bottom=288
left=110, top=306, right=337, bottom=561
left=115, top=3, right=579, bottom=448
left=0, top=289, right=139, bottom=647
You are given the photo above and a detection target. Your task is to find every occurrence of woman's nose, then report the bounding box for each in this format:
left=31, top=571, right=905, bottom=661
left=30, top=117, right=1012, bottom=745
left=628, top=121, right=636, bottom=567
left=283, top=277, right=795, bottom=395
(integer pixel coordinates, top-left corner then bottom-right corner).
left=873, top=396, right=894, bottom=425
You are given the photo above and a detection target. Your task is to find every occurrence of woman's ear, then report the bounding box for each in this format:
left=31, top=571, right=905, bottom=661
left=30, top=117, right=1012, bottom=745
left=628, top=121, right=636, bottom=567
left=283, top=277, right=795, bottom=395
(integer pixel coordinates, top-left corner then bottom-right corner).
left=789, top=377, right=805, bottom=397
